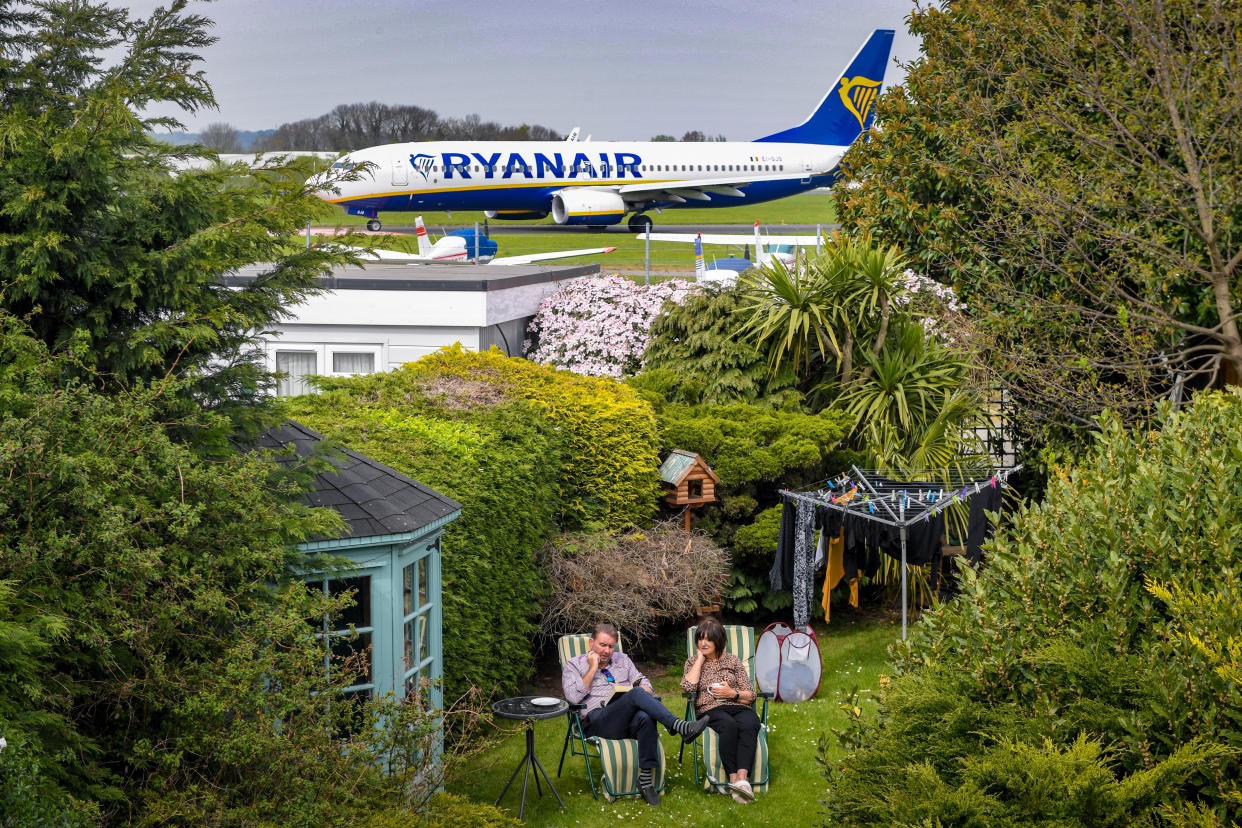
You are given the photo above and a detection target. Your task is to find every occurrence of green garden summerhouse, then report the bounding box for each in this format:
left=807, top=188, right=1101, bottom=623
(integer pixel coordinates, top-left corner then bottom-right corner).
left=261, top=422, right=461, bottom=710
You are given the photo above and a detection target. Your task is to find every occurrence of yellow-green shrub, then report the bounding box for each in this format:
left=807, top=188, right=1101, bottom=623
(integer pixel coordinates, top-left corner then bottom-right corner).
left=406, top=346, right=661, bottom=529
left=284, top=347, right=662, bottom=699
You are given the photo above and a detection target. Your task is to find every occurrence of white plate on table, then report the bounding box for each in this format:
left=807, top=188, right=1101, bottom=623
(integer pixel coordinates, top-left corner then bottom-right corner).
left=530, top=696, right=561, bottom=706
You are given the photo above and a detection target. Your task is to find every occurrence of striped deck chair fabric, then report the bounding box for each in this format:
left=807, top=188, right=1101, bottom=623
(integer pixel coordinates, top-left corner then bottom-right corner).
left=556, top=633, right=666, bottom=802
left=683, top=624, right=770, bottom=793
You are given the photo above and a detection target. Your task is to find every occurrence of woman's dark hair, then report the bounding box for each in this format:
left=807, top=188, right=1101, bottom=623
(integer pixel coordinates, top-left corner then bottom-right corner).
left=695, top=617, right=726, bottom=657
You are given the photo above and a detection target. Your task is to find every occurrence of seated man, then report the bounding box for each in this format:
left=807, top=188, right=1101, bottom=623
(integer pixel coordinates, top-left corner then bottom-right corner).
left=561, top=622, right=709, bottom=805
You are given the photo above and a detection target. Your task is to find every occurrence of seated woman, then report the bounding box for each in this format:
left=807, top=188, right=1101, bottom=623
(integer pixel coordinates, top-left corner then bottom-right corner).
left=680, top=617, right=763, bottom=803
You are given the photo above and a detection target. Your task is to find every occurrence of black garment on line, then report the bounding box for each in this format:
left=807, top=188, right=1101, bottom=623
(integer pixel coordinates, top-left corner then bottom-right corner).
left=965, top=482, right=1003, bottom=563
left=769, top=498, right=797, bottom=591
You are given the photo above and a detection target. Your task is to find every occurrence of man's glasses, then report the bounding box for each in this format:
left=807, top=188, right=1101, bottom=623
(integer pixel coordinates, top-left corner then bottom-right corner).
left=601, top=667, right=615, bottom=683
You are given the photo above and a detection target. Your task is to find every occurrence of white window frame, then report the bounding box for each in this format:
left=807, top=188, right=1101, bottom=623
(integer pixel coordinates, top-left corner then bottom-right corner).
left=326, top=343, right=384, bottom=377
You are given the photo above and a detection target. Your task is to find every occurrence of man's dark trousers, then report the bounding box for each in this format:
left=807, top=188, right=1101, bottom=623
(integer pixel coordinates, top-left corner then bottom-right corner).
left=584, top=689, right=677, bottom=769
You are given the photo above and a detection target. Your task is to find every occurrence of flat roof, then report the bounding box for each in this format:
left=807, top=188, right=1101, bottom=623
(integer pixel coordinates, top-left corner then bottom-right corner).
left=222, top=261, right=599, bottom=292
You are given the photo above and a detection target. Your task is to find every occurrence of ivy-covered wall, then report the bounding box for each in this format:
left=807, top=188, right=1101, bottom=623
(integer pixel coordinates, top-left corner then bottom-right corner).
left=285, top=347, right=662, bottom=699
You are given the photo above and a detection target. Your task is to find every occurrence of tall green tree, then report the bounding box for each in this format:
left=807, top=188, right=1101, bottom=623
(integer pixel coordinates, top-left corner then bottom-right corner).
left=0, top=311, right=461, bottom=824
left=0, top=0, right=353, bottom=441
left=838, top=0, right=1242, bottom=441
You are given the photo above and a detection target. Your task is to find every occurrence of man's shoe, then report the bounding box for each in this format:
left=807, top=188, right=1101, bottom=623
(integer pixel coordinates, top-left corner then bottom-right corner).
left=729, top=780, right=755, bottom=801
left=638, top=778, right=660, bottom=806
left=681, top=716, right=710, bottom=743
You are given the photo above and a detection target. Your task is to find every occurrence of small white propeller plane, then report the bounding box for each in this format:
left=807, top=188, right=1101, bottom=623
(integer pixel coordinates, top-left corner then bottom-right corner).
left=643, top=221, right=821, bottom=270
left=341, top=216, right=615, bottom=265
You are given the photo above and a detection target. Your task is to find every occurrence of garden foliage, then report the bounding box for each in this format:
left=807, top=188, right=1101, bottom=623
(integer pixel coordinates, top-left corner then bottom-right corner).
left=540, top=520, right=730, bottom=641
left=837, top=0, right=1242, bottom=441
left=0, top=314, right=456, bottom=825
left=524, top=275, right=696, bottom=378
left=824, top=389, right=1242, bottom=825
left=637, top=285, right=802, bottom=407
left=644, top=401, right=853, bottom=613
left=0, top=0, right=358, bottom=447
left=287, top=346, right=663, bottom=699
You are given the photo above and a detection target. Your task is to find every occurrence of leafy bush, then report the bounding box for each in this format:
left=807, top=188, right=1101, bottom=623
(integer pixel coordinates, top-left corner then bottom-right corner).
left=646, top=403, right=853, bottom=614
left=406, top=346, right=662, bottom=530
left=287, top=347, right=663, bottom=699
left=525, top=275, right=696, bottom=378
left=823, top=389, right=1242, bottom=825
left=637, top=285, right=802, bottom=407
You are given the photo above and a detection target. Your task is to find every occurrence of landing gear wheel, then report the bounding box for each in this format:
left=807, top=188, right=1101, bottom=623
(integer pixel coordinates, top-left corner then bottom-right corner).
left=628, top=214, right=653, bottom=234
left=366, top=219, right=382, bottom=232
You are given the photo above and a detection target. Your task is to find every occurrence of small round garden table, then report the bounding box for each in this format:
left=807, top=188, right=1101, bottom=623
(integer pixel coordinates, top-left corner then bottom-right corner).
left=491, top=695, right=569, bottom=819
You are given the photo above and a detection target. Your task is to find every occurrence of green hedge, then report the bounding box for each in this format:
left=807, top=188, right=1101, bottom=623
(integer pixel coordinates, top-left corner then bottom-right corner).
left=643, top=402, right=853, bottom=614
left=824, top=389, right=1242, bottom=825
left=286, top=347, right=662, bottom=700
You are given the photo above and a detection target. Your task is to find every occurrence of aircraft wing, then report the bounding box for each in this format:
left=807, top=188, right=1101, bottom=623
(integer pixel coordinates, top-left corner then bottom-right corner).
left=321, top=244, right=426, bottom=262
left=487, top=246, right=616, bottom=266
left=639, top=232, right=822, bottom=245
left=613, top=171, right=829, bottom=202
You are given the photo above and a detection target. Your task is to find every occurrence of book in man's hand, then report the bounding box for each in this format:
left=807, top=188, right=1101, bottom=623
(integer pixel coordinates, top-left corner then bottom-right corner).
left=602, top=684, right=633, bottom=707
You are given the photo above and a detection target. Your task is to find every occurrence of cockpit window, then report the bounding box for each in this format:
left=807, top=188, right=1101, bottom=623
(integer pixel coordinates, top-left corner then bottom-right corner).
left=331, top=161, right=346, bottom=169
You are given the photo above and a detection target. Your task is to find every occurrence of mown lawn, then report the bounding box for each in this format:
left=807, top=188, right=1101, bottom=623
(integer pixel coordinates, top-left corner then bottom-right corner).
left=445, top=616, right=896, bottom=827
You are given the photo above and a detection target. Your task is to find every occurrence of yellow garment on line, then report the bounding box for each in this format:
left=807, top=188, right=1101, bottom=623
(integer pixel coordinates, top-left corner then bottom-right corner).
left=821, top=530, right=845, bottom=622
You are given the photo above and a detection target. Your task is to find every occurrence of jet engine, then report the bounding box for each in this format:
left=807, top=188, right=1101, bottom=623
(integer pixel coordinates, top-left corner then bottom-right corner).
left=484, top=209, right=549, bottom=220
left=550, top=189, right=627, bottom=227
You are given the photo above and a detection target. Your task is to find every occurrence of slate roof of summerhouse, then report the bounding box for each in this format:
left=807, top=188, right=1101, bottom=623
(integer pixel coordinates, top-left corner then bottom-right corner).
left=256, top=421, right=461, bottom=540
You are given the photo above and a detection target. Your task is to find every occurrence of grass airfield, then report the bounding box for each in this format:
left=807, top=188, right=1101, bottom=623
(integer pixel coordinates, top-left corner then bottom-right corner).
left=315, top=193, right=838, bottom=272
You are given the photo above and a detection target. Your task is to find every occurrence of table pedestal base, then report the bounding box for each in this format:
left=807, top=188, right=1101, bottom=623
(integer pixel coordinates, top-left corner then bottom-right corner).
left=495, top=722, right=565, bottom=819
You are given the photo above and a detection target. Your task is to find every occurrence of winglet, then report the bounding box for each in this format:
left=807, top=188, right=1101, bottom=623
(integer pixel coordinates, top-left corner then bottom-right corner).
left=694, top=235, right=706, bottom=281
left=755, top=29, right=894, bottom=145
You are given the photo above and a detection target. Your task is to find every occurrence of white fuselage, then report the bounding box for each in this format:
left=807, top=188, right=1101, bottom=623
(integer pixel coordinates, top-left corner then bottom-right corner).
left=319, top=140, right=847, bottom=217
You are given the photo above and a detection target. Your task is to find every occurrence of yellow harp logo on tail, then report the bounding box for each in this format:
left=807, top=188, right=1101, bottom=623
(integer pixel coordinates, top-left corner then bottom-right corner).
left=838, top=76, right=883, bottom=129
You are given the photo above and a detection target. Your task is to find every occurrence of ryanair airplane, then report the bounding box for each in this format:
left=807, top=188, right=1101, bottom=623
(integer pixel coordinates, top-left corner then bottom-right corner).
left=314, top=30, right=894, bottom=232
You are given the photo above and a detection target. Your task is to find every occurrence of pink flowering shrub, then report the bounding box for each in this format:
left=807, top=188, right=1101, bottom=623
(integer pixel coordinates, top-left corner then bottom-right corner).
left=525, top=275, right=698, bottom=377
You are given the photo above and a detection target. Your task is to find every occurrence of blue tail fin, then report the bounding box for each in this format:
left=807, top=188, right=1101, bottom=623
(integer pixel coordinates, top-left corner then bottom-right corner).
left=755, top=29, right=894, bottom=145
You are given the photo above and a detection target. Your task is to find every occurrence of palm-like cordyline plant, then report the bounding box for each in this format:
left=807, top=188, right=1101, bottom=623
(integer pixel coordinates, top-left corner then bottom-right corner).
left=738, top=232, right=909, bottom=398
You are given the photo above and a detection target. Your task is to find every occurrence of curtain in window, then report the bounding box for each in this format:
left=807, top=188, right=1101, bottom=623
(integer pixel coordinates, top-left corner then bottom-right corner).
left=332, top=352, right=375, bottom=374
left=275, top=351, right=317, bottom=397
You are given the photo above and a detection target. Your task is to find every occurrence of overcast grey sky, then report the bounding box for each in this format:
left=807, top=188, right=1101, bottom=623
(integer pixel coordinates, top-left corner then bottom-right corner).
left=127, top=0, right=923, bottom=141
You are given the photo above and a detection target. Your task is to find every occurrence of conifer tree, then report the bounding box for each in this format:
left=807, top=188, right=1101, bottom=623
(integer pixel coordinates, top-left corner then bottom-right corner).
left=0, top=0, right=353, bottom=441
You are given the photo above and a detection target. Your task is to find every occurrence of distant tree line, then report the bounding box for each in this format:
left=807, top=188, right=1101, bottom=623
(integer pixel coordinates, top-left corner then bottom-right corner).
left=254, top=101, right=563, bottom=151
left=651, top=131, right=728, bottom=141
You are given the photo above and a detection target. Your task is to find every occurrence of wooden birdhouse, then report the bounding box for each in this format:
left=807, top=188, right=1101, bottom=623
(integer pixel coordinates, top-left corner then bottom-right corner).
left=659, top=450, right=720, bottom=530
